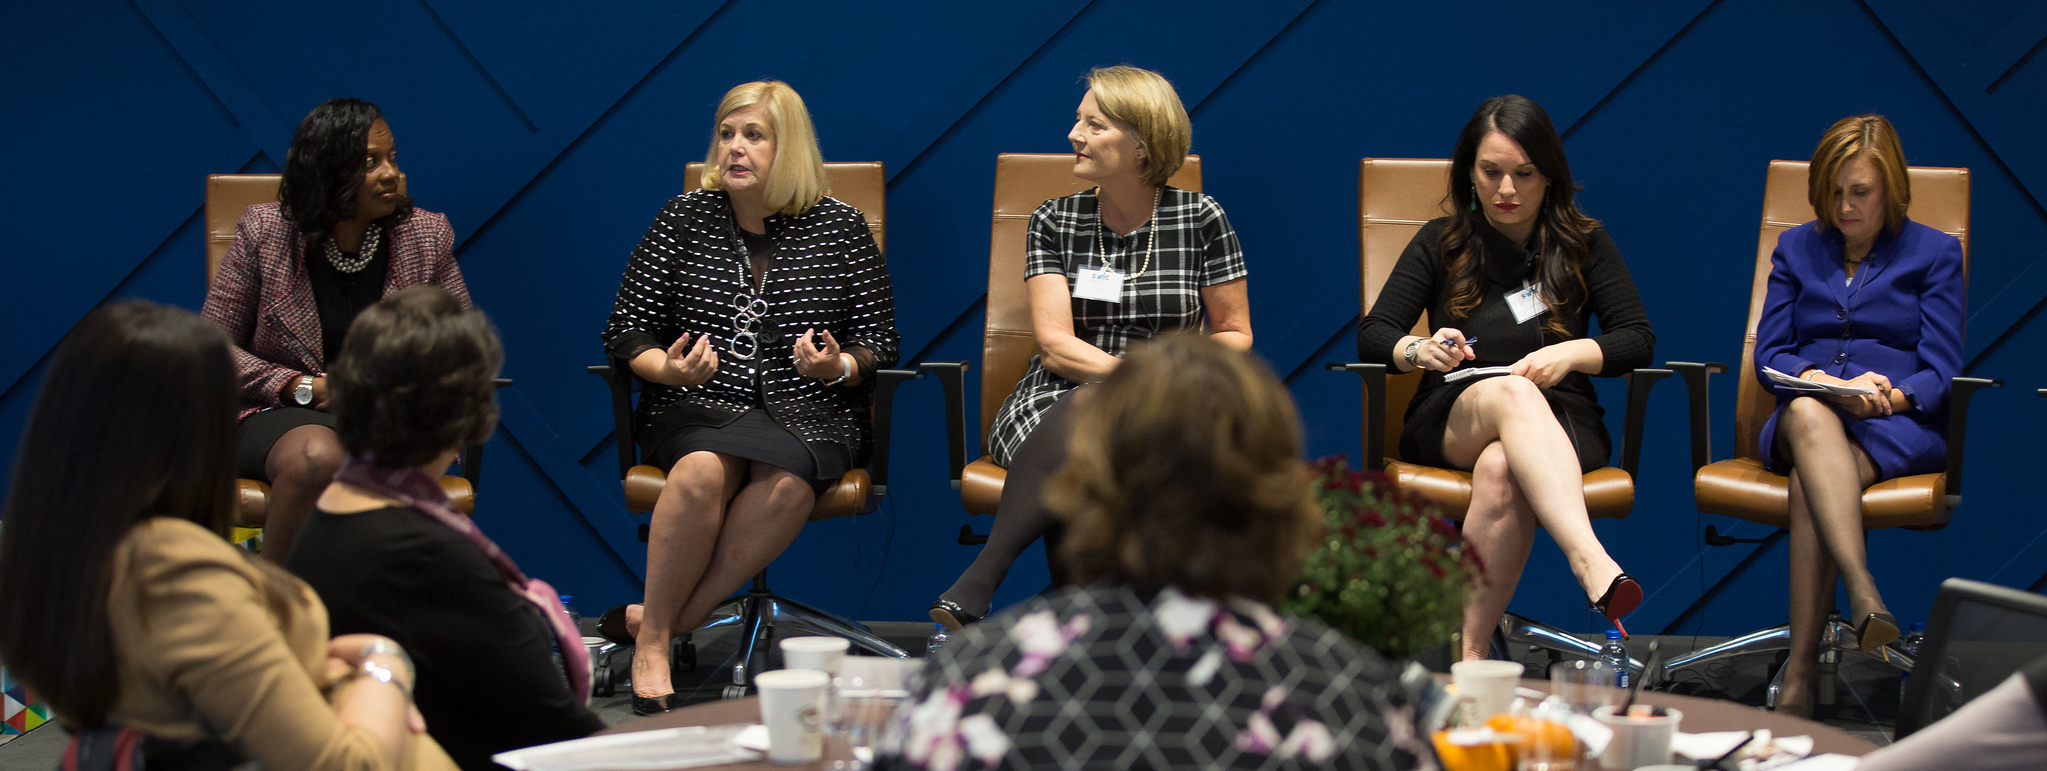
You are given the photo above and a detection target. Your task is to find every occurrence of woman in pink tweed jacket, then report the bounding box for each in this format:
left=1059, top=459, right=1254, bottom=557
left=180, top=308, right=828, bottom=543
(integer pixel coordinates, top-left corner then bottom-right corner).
left=200, top=98, right=470, bottom=563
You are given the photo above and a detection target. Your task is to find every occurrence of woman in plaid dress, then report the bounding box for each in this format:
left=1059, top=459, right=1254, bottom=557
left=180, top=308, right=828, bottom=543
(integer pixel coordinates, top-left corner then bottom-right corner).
left=930, top=66, right=1253, bottom=629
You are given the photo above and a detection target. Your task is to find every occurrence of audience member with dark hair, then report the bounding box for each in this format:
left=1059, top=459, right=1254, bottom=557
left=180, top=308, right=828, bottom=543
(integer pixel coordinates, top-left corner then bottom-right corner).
left=1759, top=115, right=1965, bottom=717
left=1355, top=94, right=1654, bottom=659
left=288, top=286, right=605, bottom=771
left=0, top=301, right=453, bottom=770
left=877, top=334, right=1436, bottom=770
left=201, top=97, right=471, bottom=563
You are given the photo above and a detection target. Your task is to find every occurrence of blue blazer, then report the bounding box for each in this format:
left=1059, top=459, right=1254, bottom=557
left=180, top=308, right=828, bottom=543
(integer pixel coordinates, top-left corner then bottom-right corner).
left=1754, top=218, right=1965, bottom=479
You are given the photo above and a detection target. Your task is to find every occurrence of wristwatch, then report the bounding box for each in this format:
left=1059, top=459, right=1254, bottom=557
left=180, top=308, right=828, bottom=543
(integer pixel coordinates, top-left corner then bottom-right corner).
left=1403, top=338, right=1425, bottom=370
left=293, top=375, right=315, bottom=407
left=826, top=353, right=853, bottom=386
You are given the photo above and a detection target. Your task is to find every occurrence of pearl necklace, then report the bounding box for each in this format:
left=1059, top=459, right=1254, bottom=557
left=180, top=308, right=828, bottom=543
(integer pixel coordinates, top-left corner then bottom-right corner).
left=324, top=224, right=382, bottom=273
left=1094, top=186, right=1161, bottom=280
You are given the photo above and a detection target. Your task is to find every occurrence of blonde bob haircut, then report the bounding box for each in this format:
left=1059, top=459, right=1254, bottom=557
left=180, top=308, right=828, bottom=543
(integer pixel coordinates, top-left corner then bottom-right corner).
left=1085, top=66, right=1191, bottom=188
left=1809, top=114, right=1912, bottom=236
left=700, top=80, right=827, bottom=216
left=1049, top=333, right=1320, bottom=604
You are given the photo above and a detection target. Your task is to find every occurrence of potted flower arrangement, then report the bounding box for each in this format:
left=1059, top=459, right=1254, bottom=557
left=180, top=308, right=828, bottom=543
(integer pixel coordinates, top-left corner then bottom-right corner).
left=1282, top=456, right=1482, bottom=661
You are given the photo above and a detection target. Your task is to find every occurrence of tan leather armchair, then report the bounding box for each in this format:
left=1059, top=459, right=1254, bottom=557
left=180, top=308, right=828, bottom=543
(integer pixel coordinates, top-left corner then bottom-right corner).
left=1658, top=161, right=2000, bottom=705
left=205, top=174, right=482, bottom=520
left=1329, top=158, right=1672, bottom=660
left=586, top=162, right=919, bottom=693
left=921, top=153, right=1202, bottom=544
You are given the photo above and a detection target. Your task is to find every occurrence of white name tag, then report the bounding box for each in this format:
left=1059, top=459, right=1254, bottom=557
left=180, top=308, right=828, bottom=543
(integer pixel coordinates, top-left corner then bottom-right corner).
left=1506, top=282, right=1547, bottom=324
left=1073, top=267, right=1125, bottom=303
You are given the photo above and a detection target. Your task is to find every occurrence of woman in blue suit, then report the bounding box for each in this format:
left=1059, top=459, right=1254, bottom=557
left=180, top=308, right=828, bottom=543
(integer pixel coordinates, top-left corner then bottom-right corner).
left=1756, top=114, right=1965, bottom=717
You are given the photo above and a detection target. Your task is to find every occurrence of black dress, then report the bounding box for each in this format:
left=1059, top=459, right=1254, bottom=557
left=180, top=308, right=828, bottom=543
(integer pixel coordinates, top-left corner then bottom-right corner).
left=287, top=505, right=606, bottom=771
left=1355, top=217, right=1655, bottom=473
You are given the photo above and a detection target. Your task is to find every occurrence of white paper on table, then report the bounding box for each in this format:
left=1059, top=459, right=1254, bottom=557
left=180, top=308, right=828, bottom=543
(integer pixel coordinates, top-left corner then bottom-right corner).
left=491, top=725, right=758, bottom=771
left=1444, top=366, right=1516, bottom=384
left=1763, top=367, right=1876, bottom=396
left=1775, top=753, right=1859, bottom=770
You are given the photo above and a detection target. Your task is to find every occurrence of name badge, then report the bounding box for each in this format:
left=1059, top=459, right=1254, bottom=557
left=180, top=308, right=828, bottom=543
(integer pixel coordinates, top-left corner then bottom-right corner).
left=1073, top=267, right=1125, bottom=303
left=1506, top=282, right=1547, bottom=324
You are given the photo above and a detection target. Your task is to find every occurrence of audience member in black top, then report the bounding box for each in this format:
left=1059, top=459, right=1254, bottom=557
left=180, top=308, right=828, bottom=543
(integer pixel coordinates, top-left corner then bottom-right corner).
left=289, top=286, right=603, bottom=771
left=1355, top=95, right=1655, bottom=660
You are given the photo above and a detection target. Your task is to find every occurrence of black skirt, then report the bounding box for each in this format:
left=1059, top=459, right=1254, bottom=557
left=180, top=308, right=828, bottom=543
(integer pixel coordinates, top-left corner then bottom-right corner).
left=649, top=408, right=837, bottom=492
left=1398, top=377, right=1611, bottom=474
left=237, top=407, right=336, bottom=479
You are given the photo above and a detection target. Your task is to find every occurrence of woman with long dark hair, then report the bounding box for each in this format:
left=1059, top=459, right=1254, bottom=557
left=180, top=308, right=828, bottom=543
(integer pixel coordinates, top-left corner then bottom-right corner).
left=1355, top=95, right=1655, bottom=660
left=0, top=301, right=452, bottom=770
left=201, top=97, right=471, bottom=563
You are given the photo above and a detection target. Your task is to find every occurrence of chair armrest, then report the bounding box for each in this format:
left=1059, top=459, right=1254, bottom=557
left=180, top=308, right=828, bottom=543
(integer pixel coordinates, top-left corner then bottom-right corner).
left=918, top=361, right=971, bottom=488
left=461, top=378, right=516, bottom=493
left=1618, top=368, right=1674, bottom=477
left=588, top=361, right=638, bottom=479
left=1666, top=361, right=1727, bottom=473
left=867, top=369, right=925, bottom=494
left=1325, top=362, right=1388, bottom=471
left=1943, top=376, right=2002, bottom=506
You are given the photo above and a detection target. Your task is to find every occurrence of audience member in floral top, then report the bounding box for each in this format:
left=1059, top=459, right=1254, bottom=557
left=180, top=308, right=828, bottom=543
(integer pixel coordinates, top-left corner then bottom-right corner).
left=874, top=334, right=1441, bottom=770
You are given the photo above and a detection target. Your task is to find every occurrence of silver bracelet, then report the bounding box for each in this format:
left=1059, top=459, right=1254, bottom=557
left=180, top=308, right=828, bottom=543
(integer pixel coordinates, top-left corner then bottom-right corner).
left=358, top=638, right=415, bottom=692
left=826, top=353, right=852, bottom=386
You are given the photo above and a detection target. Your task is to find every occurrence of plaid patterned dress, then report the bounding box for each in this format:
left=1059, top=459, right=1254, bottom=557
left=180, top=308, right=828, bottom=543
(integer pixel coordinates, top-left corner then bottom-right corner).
left=984, top=187, right=1248, bottom=466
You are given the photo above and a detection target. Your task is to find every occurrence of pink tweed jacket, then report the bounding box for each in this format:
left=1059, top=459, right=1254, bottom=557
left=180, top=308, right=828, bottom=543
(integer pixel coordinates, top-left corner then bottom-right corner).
left=200, top=202, right=472, bottom=420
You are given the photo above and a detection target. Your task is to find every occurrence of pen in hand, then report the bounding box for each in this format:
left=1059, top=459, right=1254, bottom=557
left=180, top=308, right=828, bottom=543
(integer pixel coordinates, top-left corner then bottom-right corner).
left=1436, top=336, right=1476, bottom=348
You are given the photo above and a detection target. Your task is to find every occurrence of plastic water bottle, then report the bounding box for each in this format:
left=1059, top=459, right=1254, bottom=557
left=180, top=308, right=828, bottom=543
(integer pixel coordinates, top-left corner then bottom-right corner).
left=1601, top=630, right=1632, bottom=689
left=560, top=595, right=581, bottom=634
left=925, top=624, right=950, bottom=656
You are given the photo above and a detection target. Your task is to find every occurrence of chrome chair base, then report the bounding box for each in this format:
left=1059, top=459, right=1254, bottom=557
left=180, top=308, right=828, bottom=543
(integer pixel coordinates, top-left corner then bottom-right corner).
left=699, top=587, right=909, bottom=697
left=1494, top=613, right=1644, bottom=674
left=1658, top=614, right=1912, bottom=708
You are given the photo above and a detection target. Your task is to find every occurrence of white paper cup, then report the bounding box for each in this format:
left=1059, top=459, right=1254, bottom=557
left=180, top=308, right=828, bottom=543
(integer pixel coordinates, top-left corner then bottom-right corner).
left=1452, top=660, right=1524, bottom=721
left=1593, top=705, right=1681, bottom=770
left=756, top=669, right=830, bottom=762
left=780, top=636, right=850, bottom=674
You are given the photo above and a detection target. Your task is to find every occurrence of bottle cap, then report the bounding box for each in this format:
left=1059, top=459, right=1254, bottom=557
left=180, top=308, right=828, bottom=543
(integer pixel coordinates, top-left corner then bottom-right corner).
left=1606, top=629, right=1624, bottom=640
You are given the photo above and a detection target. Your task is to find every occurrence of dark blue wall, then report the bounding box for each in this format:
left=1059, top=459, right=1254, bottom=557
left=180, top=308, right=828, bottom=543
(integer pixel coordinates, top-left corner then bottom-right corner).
left=5, top=0, right=2045, bottom=639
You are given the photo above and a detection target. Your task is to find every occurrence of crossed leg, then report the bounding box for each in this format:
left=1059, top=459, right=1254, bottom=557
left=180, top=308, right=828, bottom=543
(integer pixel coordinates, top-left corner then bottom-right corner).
left=1774, top=396, right=1883, bottom=716
left=1442, top=376, right=1628, bottom=660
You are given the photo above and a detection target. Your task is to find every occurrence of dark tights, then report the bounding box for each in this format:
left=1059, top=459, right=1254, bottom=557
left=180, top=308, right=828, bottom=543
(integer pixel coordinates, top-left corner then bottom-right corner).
left=260, top=424, right=345, bottom=563
left=938, top=390, right=1085, bottom=616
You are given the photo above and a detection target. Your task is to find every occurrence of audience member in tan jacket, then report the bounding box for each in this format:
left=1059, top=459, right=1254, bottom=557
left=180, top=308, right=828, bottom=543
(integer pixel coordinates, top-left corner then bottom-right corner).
left=0, top=300, right=455, bottom=771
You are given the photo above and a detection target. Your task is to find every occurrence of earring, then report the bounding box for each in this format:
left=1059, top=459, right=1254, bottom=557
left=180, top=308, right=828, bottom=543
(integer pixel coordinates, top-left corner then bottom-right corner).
left=1469, top=184, right=1478, bottom=212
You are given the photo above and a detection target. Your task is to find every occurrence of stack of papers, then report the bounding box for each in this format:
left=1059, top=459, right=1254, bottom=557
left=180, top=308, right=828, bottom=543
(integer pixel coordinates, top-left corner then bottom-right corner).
left=493, top=725, right=757, bottom=771
left=1762, top=367, right=1876, bottom=396
left=1444, top=366, right=1516, bottom=384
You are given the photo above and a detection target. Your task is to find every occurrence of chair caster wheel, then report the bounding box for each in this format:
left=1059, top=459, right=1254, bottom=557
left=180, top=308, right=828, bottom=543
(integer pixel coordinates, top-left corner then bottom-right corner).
left=722, top=684, right=749, bottom=700
left=593, top=664, right=617, bottom=697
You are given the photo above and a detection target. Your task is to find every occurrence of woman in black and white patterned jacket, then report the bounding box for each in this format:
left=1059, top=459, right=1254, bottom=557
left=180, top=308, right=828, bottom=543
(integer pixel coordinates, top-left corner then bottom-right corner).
left=930, top=65, right=1254, bottom=632
left=598, top=80, right=898, bottom=715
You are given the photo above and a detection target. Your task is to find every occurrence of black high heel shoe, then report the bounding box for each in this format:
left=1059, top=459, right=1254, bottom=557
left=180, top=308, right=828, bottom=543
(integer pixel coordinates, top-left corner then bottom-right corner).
left=929, top=599, right=982, bottom=631
left=597, top=604, right=636, bottom=647
left=632, top=693, right=677, bottom=716
left=1855, top=611, right=1900, bottom=653
left=1589, top=573, right=1643, bottom=638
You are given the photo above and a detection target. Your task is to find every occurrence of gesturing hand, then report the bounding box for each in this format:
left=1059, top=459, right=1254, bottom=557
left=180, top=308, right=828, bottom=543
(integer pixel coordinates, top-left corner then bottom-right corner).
left=665, top=332, right=720, bottom=386
left=792, top=328, right=844, bottom=380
